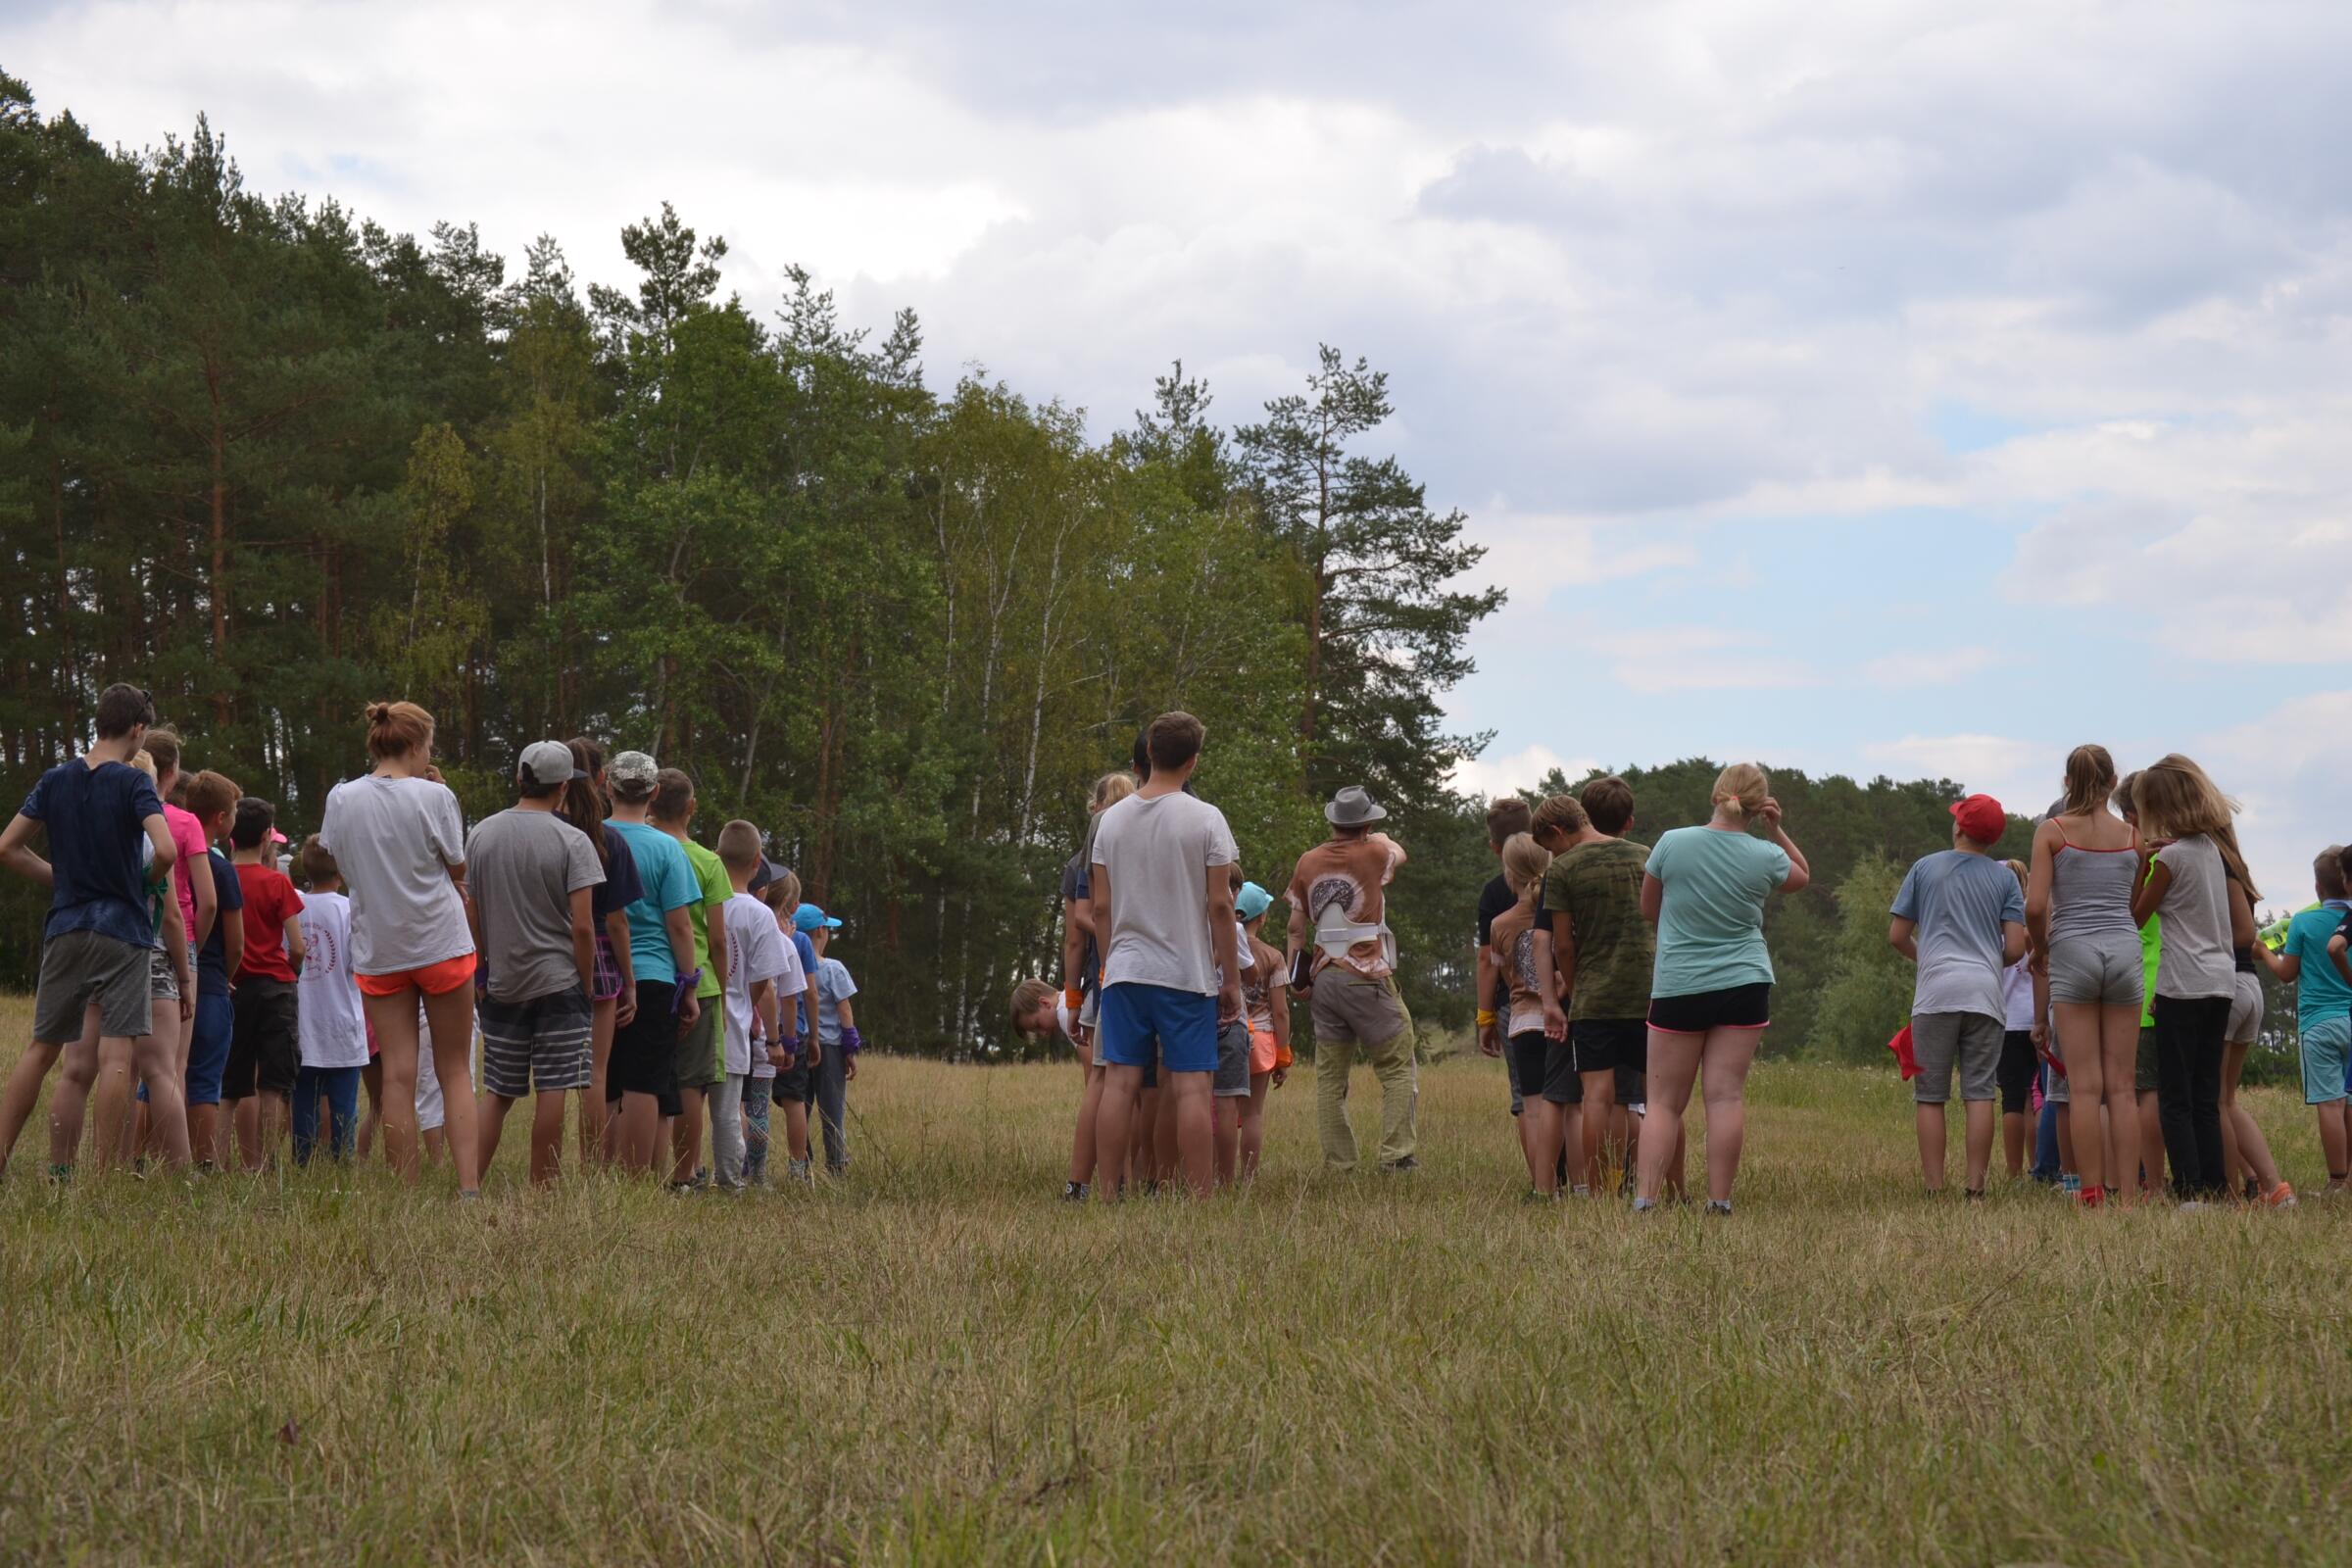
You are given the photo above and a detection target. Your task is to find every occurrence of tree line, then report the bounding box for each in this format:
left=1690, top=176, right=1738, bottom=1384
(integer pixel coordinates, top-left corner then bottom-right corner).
left=0, top=72, right=1500, bottom=1052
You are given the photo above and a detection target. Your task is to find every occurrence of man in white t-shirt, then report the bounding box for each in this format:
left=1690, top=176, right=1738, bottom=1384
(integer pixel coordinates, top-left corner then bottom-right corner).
left=1088, top=711, right=1240, bottom=1200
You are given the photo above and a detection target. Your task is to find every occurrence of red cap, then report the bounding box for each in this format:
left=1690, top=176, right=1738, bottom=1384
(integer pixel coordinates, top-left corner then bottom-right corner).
left=1950, top=794, right=2006, bottom=846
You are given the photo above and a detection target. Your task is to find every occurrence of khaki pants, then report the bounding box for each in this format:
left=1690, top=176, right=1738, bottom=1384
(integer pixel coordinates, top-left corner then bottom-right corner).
left=1310, top=970, right=1416, bottom=1170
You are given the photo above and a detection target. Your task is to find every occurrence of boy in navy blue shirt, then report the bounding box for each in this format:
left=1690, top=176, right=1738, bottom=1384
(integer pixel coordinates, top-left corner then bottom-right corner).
left=0, top=684, right=184, bottom=1176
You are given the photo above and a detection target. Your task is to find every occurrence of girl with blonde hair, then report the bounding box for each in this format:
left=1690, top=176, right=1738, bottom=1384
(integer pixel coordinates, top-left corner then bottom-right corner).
left=2026, top=745, right=2140, bottom=1207
left=1634, top=762, right=1810, bottom=1212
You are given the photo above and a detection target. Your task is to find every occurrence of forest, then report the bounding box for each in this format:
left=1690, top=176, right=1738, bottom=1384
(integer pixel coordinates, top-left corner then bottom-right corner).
left=0, top=73, right=2310, bottom=1061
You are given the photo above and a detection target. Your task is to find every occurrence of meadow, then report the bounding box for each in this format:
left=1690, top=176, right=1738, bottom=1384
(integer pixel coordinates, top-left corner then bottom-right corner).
left=4, top=993, right=2350, bottom=1565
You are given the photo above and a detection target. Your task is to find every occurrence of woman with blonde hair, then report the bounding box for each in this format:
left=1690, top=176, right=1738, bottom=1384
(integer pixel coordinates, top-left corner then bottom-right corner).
left=2026, top=746, right=2140, bottom=1208
left=1634, top=762, right=1810, bottom=1212
left=2129, top=754, right=2259, bottom=1204
left=318, top=701, right=482, bottom=1197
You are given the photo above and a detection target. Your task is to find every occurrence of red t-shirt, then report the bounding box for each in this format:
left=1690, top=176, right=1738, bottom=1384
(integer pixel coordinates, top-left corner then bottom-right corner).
left=233, top=861, right=305, bottom=983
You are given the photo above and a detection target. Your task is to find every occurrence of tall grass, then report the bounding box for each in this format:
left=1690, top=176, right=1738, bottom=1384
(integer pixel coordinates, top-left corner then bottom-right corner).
left=2, top=995, right=2346, bottom=1564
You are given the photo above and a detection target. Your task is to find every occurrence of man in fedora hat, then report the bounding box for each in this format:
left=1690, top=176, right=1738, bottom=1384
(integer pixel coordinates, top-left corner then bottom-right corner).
left=1285, top=784, right=1416, bottom=1171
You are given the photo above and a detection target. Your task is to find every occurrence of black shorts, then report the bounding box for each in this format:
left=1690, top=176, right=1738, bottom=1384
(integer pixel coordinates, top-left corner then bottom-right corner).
left=771, top=1058, right=812, bottom=1104
left=1616, top=1064, right=1644, bottom=1107
left=225, top=977, right=299, bottom=1099
left=1508, top=1031, right=1581, bottom=1105
left=1647, top=983, right=1771, bottom=1034
left=1571, top=1017, right=1647, bottom=1076
left=608, top=978, right=682, bottom=1117
left=1997, top=1029, right=2037, bottom=1115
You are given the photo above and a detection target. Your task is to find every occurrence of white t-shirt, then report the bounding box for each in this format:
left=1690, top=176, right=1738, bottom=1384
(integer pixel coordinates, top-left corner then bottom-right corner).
left=2001, top=956, right=2036, bottom=1033
left=296, top=890, right=368, bottom=1068
left=1090, top=790, right=1240, bottom=996
left=720, top=893, right=799, bottom=1077
left=318, top=773, right=472, bottom=974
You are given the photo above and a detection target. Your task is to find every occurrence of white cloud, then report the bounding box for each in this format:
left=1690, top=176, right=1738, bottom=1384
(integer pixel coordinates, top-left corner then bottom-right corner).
left=2196, top=691, right=2352, bottom=908
left=1859, top=734, right=2050, bottom=814
left=1609, top=628, right=1817, bottom=695
left=1448, top=745, right=1598, bottom=804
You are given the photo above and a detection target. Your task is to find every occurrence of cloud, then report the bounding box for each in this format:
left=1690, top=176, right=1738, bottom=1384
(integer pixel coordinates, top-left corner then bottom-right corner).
left=1448, top=744, right=1598, bottom=805
left=1859, top=734, right=2049, bottom=809
left=1609, top=628, right=1816, bottom=696
left=2196, top=691, right=2352, bottom=906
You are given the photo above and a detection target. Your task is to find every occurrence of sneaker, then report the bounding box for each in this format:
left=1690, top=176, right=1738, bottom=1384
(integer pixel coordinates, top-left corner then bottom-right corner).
left=1521, top=1188, right=1557, bottom=1204
left=2178, top=1200, right=2207, bottom=1211
left=1060, top=1181, right=1089, bottom=1202
left=1570, top=1184, right=1592, bottom=1199
left=787, top=1159, right=813, bottom=1185
left=1963, top=1189, right=1985, bottom=1202
left=2060, top=1174, right=2082, bottom=1197
left=2264, top=1181, right=2297, bottom=1209
left=1705, top=1199, right=1733, bottom=1216
left=1631, top=1196, right=1658, bottom=1212
left=1380, top=1156, right=1420, bottom=1175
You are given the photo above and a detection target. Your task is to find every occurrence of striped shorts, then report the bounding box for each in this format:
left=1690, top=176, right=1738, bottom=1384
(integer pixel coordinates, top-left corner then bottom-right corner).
left=478, top=987, right=594, bottom=1099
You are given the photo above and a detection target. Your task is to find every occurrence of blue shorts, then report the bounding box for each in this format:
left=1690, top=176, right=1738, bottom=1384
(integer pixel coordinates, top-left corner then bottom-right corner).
left=2300, top=1013, right=2350, bottom=1105
left=1099, top=983, right=1217, bottom=1075
left=186, top=984, right=235, bottom=1107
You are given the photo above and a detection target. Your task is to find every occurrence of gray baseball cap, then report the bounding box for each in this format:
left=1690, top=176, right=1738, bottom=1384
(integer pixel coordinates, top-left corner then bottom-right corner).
left=518, top=739, right=584, bottom=786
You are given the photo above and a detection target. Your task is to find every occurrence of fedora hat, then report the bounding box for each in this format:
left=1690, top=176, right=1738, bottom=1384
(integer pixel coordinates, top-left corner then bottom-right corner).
left=1325, top=785, right=1388, bottom=826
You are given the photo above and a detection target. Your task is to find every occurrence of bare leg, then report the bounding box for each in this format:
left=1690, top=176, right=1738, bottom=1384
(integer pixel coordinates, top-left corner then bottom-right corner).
left=1069, top=1061, right=1102, bottom=1186
left=2220, top=1043, right=2281, bottom=1196
left=1153, top=1082, right=1179, bottom=1184
left=782, top=1092, right=811, bottom=1164
left=420, top=982, right=482, bottom=1193
left=1131, top=1086, right=1157, bottom=1183
left=1696, top=1028, right=1761, bottom=1203
left=49, top=1031, right=105, bottom=1171
left=1213, top=1095, right=1240, bottom=1187
left=477, top=1093, right=517, bottom=1177
left=530, top=1089, right=568, bottom=1186
left=356, top=1059, right=382, bottom=1160
left=584, top=997, right=616, bottom=1165
left=2055, top=1105, right=2076, bottom=1177
left=615, top=1090, right=662, bottom=1175
left=2055, top=1003, right=2110, bottom=1196
left=0, top=1036, right=68, bottom=1173
left=1962, top=1100, right=1994, bottom=1193
left=2135, top=1091, right=2165, bottom=1200
left=1093, top=1063, right=1146, bottom=1199
left=1171, top=1070, right=1214, bottom=1197
left=1636, top=1030, right=1700, bottom=1203
left=1520, top=1099, right=1563, bottom=1195
left=1240, top=1072, right=1270, bottom=1180
left=90, top=1034, right=137, bottom=1168
left=670, top=1086, right=705, bottom=1186
left=2002, top=1108, right=2028, bottom=1179
left=2098, top=1005, right=2138, bottom=1200
left=1579, top=1071, right=1616, bottom=1193
left=366, top=989, right=426, bottom=1181
left=1916, top=1102, right=1948, bottom=1191
left=132, top=1031, right=192, bottom=1169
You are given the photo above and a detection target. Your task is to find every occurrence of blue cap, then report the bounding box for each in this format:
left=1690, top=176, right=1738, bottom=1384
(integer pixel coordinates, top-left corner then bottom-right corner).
left=793, top=903, right=842, bottom=933
left=1236, top=881, right=1273, bottom=922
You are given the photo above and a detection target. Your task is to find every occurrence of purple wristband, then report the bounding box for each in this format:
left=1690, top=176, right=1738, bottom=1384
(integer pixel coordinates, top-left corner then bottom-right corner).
left=671, top=970, right=704, bottom=1015
left=840, top=1025, right=863, bottom=1055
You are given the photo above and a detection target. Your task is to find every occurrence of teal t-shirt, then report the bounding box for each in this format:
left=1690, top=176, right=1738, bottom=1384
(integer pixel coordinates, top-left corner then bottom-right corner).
left=2287, top=904, right=2352, bottom=1025
left=1646, top=825, right=1791, bottom=999
left=609, top=819, right=698, bottom=985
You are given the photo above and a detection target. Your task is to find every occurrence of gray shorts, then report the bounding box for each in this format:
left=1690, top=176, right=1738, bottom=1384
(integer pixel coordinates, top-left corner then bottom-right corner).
left=2048, top=930, right=2144, bottom=1008
left=2227, top=971, right=2263, bottom=1046
left=478, top=987, right=594, bottom=1098
left=1213, top=1019, right=1250, bottom=1099
left=34, top=929, right=150, bottom=1044
left=1911, top=1010, right=2003, bottom=1104
left=673, top=1001, right=722, bottom=1090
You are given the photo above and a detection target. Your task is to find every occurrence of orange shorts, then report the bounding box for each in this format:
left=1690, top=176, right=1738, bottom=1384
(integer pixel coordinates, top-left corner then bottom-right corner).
left=356, top=953, right=477, bottom=999
left=1250, top=1029, right=1280, bottom=1076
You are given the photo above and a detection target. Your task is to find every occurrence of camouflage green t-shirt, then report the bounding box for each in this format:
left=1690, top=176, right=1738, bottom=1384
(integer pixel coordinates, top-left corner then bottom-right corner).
left=1542, top=836, right=1654, bottom=1021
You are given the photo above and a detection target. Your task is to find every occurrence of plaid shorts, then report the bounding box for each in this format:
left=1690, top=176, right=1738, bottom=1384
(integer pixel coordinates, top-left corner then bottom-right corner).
left=591, top=933, right=622, bottom=1003
left=478, top=987, right=594, bottom=1098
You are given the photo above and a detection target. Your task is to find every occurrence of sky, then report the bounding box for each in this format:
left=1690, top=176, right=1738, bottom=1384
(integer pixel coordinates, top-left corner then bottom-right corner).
left=8, top=1, right=2350, bottom=903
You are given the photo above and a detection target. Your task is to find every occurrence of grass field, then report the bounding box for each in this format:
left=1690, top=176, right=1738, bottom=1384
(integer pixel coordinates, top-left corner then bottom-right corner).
left=6, top=992, right=2352, bottom=1566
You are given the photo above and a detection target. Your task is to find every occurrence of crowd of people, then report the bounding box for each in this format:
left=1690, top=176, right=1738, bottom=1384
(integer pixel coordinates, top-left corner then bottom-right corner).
left=9, top=688, right=2351, bottom=1211
left=0, top=687, right=864, bottom=1195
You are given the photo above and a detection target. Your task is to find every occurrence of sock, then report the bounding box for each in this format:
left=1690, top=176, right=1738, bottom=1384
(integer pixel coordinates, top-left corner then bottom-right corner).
left=2080, top=1185, right=2104, bottom=1208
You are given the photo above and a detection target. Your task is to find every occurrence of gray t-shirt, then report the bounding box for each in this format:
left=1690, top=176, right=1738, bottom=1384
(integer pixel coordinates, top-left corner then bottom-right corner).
left=2154, top=835, right=2234, bottom=1000
left=318, top=773, right=472, bottom=975
left=465, top=808, right=605, bottom=1003
left=1890, top=850, right=2026, bottom=1020
left=1090, top=789, right=1239, bottom=996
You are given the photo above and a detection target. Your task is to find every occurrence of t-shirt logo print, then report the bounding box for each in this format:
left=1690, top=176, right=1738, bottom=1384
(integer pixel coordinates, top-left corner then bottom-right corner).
left=1510, top=929, right=1540, bottom=994
left=304, top=923, right=342, bottom=980
left=1306, top=873, right=1365, bottom=922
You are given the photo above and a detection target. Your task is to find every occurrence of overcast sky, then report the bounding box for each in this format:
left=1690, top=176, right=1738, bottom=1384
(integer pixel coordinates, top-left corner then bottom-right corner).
left=9, top=1, right=2349, bottom=901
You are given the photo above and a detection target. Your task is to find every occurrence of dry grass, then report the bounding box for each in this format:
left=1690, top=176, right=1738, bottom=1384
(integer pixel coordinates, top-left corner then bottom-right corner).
left=2, top=991, right=2348, bottom=1565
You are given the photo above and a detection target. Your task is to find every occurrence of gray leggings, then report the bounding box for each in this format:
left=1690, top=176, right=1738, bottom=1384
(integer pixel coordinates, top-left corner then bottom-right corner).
left=806, top=1045, right=849, bottom=1170
left=710, top=1073, right=748, bottom=1188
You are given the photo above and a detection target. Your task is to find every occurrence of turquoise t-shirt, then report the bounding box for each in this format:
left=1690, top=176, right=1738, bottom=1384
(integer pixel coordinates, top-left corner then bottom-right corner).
left=1647, top=825, right=1791, bottom=999
left=609, top=819, right=698, bottom=985
left=2286, top=903, right=2352, bottom=1025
